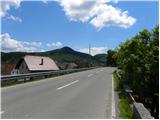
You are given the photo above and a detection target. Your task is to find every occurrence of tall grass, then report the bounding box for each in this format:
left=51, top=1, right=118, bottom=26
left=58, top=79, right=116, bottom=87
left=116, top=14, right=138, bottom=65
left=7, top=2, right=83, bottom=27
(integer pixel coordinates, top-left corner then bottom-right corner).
left=113, top=71, right=133, bottom=119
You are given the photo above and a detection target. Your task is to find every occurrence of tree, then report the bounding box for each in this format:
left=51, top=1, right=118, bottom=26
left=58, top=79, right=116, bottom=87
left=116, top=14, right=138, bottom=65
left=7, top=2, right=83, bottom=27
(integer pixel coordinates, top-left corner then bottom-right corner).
left=115, top=25, right=159, bottom=118
left=106, top=50, right=117, bottom=67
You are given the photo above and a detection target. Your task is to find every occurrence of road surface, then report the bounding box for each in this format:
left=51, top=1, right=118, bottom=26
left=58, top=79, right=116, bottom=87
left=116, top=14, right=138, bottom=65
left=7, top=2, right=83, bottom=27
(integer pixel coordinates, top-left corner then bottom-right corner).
left=1, top=67, right=115, bottom=119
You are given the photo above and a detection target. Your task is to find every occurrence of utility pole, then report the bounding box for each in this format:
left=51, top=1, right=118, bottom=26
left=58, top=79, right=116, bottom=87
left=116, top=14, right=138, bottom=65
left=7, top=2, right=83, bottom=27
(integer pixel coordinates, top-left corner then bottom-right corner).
left=89, top=44, right=91, bottom=55
left=89, top=44, right=91, bottom=68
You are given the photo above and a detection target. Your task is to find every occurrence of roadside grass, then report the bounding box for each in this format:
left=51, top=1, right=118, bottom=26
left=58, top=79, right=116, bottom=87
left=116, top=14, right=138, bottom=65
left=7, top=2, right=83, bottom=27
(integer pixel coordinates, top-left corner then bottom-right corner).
left=119, top=99, right=133, bottom=119
left=113, top=71, right=133, bottom=119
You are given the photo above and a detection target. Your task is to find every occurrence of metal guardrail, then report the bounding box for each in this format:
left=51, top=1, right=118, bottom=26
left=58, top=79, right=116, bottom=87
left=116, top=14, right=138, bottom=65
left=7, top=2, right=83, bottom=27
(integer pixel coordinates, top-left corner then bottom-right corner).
left=1, top=67, right=95, bottom=82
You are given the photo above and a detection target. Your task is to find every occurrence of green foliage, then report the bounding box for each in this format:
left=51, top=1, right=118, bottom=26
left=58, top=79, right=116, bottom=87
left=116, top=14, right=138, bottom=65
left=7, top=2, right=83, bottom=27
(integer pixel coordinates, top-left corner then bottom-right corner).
left=113, top=71, right=122, bottom=91
left=106, top=50, right=117, bottom=66
left=119, top=99, right=133, bottom=119
left=93, top=54, right=107, bottom=65
left=113, top=72, right=133, bottom=119
left=115, top=25, right=159, bottom=118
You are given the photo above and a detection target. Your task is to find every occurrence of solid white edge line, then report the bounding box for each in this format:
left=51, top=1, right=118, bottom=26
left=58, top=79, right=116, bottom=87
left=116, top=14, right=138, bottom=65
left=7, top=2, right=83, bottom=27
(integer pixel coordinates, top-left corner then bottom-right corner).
left=56, top=80, right=79, bottom=90
left=112, top=75, right=116, bottom=119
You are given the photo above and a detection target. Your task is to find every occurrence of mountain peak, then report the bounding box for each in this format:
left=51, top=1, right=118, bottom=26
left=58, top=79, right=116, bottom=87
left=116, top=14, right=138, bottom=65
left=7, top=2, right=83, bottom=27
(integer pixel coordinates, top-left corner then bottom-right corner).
left=2, top=46, right=106, bottom=68
left=61, top=46, right=74, bottom=51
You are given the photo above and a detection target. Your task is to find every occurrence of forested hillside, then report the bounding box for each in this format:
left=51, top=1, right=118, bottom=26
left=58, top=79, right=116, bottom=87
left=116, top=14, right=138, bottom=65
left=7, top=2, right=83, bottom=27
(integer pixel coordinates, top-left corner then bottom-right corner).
left=1, top=47, right=106, bottom=67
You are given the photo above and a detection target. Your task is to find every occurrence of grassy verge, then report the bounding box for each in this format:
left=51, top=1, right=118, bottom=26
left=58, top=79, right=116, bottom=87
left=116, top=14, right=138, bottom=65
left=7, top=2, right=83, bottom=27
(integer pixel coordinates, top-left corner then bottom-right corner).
left=113, top=71, right=133, bottom=119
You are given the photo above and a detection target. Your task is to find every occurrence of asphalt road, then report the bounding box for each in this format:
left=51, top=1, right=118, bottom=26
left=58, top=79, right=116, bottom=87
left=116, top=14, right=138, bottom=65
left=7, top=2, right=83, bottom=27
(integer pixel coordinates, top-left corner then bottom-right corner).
left=1, top=67, right=115, bottom=119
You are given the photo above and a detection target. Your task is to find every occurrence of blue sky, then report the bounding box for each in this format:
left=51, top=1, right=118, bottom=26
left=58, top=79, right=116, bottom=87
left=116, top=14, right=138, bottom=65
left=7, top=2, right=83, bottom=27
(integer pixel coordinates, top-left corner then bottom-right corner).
left=1, top=0, right=159, bottom=55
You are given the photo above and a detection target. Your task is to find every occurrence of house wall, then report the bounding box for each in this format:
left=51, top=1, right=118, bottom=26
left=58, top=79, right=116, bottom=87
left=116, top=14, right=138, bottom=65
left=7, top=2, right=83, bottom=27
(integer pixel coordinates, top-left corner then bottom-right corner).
left=11, top=69, right=20, bottom=75
left=18, top=60, right=30, bottom=74
left=1, top=63, right=15, bottom=75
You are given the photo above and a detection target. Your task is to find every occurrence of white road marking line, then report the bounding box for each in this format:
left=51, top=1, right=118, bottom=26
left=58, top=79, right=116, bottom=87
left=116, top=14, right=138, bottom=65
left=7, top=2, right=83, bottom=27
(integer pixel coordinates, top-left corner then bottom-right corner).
left=111, top=75, right=116, bottom=119
left=0, top=111, right=4, bottom=114
left=96, top=71, right=99, bottom=74
left=25, top=114, right=29, bottom=117
left=88, top=74, right=93, bottom=77
left=100, top=69, right=103, bottom=72
left=56, top=80, right=79, bottom=90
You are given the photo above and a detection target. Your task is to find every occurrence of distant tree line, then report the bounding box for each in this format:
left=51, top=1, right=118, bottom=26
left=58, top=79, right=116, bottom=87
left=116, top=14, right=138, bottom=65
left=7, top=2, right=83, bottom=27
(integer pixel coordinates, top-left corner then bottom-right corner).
left=106, top=25, right=159, bottom=118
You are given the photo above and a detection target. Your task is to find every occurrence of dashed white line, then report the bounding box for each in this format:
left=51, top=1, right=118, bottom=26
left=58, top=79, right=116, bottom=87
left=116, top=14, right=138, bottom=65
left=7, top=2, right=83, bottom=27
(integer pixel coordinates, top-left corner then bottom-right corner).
left=96, top=71, right=99, bottom=74
left=25, top=114, right=29, bottom=117
left=56, top=80, right=79, bottom=90
left=100, top=69, right=103, bottom=72
left=111, top=75, right=116, bottom=119
left=88, top=74, right=93, bottom=77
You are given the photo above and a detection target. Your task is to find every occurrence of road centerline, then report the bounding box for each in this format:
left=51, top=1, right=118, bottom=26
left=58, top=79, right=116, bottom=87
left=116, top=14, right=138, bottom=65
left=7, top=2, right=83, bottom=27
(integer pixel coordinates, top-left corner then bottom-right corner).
left=2, top=67, right=116, bottom=118
left=88, top=74, right=93, bottom=77
left=56, top=80, right=79, bottom=90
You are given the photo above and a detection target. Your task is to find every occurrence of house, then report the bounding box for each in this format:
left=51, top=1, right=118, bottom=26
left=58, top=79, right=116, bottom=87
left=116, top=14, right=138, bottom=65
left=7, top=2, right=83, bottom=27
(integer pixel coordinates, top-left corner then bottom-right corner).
left=11, top=55, right=59, bottom=74
left=1, top=63, right=15, bottom=75
left=56, top=62, right=78, bottom=70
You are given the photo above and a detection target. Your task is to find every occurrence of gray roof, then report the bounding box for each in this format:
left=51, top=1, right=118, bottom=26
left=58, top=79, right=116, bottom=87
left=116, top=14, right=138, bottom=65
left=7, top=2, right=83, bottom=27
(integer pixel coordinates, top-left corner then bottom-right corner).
left=23, top=55, right=59, bottom=71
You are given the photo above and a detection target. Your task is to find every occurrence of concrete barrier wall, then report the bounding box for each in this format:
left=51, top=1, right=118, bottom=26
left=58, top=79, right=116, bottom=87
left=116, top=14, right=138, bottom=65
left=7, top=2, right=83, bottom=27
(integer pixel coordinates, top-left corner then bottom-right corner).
left=116, top=70, right=154, bottom=119
left=133, top=103, right=154, bottom=119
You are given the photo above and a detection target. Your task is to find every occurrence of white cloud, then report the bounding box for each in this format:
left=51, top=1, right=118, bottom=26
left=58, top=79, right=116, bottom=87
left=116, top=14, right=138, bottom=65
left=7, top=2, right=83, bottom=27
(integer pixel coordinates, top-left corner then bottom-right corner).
left=7, top=15, right=22, bottom=22
left=41, top=0, right=49, bottom=4
left=79, top=47, right=107, bottom=56
left=90, top=5, right=136, bottom=30
left=46, top=41, right=62, bottom=47
left=0, top=0, right=21, bottom=17
left=41, top=0, right=59, bottom=4
left=0, top=33, right=42, bottom=52
left=59, top=0, right=136, bottom=30
left=46, top=43, right=50, bottom=47
left=23, top=41, right=42, bottom=47
left=59, top=0, right=98, bottom=22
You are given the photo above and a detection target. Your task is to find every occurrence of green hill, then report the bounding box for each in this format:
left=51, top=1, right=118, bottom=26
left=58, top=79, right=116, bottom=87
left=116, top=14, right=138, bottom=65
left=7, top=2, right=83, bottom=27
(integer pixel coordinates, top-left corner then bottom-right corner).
left=93, top=54, right=107, bottom=65
left=1, top=46, right=106, bottom=67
